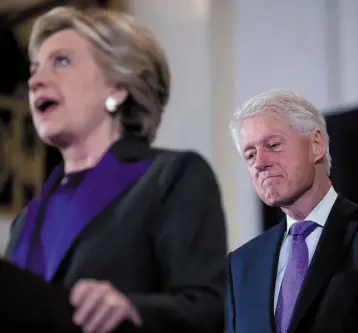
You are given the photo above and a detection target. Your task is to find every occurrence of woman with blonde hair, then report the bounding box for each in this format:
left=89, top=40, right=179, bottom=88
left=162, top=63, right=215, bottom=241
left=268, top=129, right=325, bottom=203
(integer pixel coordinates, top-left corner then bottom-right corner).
left=1, top=5, right=227, bottom=333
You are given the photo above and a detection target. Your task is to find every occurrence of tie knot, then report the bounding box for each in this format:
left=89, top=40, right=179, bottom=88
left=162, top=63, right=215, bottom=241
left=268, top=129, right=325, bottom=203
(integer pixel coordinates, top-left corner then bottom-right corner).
left=290, top=220, right=317, bottom=239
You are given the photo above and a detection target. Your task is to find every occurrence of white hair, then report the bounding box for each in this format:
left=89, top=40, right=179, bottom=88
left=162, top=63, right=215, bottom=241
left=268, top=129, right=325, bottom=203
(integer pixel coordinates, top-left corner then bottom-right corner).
left=229, top=90, right=331, bottom=175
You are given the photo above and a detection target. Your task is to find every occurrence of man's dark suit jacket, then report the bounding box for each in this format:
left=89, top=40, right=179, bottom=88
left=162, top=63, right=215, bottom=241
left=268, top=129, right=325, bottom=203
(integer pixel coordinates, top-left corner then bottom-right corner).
left=226, top=195, right=358, bottom=333
left=1, top=136, right=227, bottom=333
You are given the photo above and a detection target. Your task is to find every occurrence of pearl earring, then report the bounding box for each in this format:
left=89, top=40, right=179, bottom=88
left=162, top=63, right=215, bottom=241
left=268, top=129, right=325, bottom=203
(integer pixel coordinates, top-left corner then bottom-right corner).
left=105, top=96, right=118, bottom=113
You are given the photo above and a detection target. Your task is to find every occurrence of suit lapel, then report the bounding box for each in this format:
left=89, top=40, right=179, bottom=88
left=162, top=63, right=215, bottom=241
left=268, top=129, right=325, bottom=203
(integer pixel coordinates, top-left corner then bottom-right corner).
left=9, top=165, right=63, bottom=268
left=45, top=151, right=151, bottom=281
left=288, top=195, right=358, bottom=333
left=238, top=221, right=285, bottom=332
left=268, top=222, right=286, bottom=332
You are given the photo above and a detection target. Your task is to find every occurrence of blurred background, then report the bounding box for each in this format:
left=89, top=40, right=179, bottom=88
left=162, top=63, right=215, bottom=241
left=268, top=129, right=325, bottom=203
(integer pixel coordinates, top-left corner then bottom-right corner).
left=0, top=0, right=358, bottom=253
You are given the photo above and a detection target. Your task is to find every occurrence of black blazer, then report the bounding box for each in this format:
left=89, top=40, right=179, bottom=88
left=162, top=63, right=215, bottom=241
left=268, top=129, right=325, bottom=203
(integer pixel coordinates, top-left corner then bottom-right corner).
left=226, top=195, right=358, bottom=333
left=3, top=136, right=227, bottom=333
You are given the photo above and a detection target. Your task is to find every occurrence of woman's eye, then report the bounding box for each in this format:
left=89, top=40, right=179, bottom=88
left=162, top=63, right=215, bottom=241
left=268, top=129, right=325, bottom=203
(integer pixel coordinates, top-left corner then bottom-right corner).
left=54, top=56, right=70, bottom=67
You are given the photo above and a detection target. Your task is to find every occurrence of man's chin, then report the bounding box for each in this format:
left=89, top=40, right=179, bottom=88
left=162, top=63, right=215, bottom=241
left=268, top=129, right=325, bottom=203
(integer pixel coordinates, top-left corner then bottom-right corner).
left=264, top=199, right=282, bottom=208
left=263, top=193, right=297, bottom=208
left=261, top=191, right=279, bottom=207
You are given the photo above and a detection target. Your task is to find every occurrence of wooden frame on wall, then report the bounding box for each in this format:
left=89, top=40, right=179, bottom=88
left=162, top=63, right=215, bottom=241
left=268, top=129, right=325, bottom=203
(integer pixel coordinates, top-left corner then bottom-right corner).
left=0, top=96, right=44, bottom=216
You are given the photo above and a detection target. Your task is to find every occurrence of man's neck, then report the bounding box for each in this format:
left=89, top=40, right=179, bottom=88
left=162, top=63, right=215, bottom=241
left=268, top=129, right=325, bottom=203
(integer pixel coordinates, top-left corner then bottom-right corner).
left=282, top=177, right=332, bottom=221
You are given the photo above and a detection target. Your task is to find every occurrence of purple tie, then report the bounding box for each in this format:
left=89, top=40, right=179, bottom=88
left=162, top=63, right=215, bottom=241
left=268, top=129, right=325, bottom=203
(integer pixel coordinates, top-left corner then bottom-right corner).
left=275, top=220, right=317, bottom=333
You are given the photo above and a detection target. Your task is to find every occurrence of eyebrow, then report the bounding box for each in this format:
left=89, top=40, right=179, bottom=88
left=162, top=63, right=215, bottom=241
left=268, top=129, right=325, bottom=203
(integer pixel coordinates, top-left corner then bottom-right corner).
left=243, top=134, right=284, bottom=153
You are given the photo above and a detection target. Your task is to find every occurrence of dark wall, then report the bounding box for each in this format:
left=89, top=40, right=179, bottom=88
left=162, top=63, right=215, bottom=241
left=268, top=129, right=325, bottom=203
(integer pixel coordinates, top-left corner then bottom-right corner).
left=326, top=108, right=358, bottom=202
left=0, top=23, right=29, bottom=95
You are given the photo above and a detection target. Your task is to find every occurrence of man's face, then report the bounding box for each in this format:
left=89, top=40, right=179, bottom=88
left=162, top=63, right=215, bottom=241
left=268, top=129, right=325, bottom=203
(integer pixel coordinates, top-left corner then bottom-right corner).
left=239, top=111, right=325, bottom=207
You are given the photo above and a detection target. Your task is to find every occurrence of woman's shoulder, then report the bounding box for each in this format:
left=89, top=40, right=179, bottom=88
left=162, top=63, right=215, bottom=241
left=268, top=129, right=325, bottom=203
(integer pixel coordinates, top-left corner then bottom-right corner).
left=149, top=148, right=219, bottom=190
left=151, top=147, right=213, bottom=171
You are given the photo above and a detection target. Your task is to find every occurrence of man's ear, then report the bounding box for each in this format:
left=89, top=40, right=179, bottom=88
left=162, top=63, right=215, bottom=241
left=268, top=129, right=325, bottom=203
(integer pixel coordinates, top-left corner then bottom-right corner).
left=311, top=129, right=326, bottom=163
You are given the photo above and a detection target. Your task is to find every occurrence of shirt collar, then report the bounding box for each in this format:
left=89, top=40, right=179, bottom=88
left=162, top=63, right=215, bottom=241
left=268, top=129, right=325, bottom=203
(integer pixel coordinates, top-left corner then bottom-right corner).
left=286, top=186, right=338, bottom=232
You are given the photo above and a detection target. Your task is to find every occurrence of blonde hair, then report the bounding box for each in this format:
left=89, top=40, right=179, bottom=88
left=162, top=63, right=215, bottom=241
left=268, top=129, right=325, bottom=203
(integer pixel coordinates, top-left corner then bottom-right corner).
left=229, top=90, right=332, bottom=174
left=29, top=6, right=171, bottom=142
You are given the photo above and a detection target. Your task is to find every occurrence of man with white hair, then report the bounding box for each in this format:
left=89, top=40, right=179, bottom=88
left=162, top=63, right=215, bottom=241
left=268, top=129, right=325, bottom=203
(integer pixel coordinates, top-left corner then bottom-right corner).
left=225, top=90, right=358, bottom=333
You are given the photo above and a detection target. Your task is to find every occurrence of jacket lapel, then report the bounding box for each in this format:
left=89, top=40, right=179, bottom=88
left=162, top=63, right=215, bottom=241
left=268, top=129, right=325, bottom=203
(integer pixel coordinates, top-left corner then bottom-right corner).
left=236, top=221, right=285, bottom=332
left=9, top=165, right=63, bottom=268
left=288, top=195, right=358, bottom=333
left=268, top=222, right=286, bottom=332
left=45, top=151, right=151, bottom=281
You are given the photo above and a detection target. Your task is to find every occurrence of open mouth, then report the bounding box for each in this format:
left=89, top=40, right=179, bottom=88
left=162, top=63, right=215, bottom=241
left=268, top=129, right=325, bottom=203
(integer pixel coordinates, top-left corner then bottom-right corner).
left=35, top=99, right=59, bottom=113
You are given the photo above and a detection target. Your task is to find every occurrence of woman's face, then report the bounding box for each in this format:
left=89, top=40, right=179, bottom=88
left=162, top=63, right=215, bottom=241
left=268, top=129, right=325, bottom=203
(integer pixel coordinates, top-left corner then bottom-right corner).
left=28, top=28, right=124, bottom=147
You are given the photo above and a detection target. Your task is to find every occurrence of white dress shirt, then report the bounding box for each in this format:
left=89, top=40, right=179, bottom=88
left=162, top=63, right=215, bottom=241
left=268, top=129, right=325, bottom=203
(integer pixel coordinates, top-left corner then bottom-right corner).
left=273, top=186, right=338, bottom=312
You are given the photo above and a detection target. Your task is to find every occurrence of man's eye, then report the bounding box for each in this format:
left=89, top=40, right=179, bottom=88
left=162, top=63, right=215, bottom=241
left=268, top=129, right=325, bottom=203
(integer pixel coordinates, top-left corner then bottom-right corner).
left=269, top=142, right=280, bottom=148
left=245, top=153, right=254, bottom=161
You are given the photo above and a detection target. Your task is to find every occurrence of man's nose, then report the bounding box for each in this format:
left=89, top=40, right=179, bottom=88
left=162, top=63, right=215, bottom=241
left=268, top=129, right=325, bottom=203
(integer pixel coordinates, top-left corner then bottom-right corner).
left=254, top=150, right=271, bottom=172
